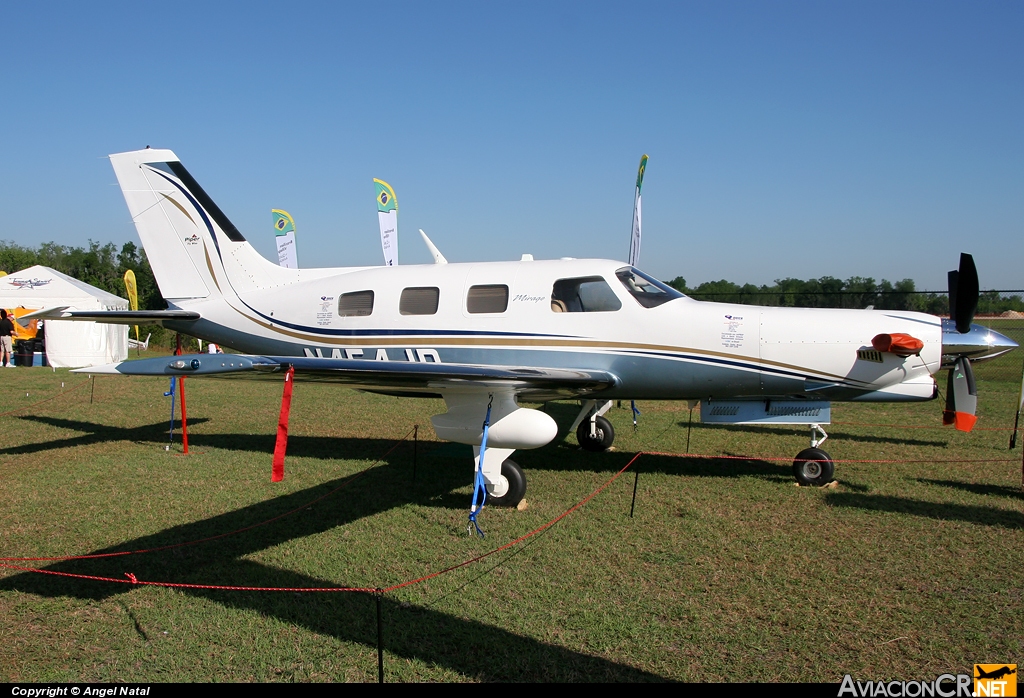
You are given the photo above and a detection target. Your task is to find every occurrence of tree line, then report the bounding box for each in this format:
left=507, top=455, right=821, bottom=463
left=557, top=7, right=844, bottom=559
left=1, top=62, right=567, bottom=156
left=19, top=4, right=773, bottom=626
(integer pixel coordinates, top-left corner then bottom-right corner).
left=665, top=276, right=1024, bottom=315
left=0, top=239, right=172, bottom=345
left=2, top=239, right=1022, bottom=325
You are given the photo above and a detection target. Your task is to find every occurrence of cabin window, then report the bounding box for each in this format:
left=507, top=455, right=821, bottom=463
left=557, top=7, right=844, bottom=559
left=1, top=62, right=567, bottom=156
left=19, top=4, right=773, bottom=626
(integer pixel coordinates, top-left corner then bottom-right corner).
left=615, top=267, right=684, bottom=308
left=338, top=290, right=374, bottom=317
left=400, top=287, right=440, bottom=315
left=550, top=276, right=622, bottom=312
left=467, top=284, right=509, bottom=314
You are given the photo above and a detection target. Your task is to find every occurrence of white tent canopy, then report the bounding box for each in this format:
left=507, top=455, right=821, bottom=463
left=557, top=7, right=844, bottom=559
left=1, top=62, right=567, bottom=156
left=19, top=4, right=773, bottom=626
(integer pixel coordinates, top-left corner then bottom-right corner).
left=0, top=265, right=128, bottom=368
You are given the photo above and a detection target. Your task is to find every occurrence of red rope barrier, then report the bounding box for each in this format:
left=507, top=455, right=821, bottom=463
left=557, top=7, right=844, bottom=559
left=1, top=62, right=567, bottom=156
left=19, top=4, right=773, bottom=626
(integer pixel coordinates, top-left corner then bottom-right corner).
left=0, top=427, right=415, bottom=563
left=830, top=420, right=1019, bottom=432
left=0, top=379, right=91, bottom=418
left=0, top=450, right=642, bottom=594
left=1, top=445, right=1016, bottom=594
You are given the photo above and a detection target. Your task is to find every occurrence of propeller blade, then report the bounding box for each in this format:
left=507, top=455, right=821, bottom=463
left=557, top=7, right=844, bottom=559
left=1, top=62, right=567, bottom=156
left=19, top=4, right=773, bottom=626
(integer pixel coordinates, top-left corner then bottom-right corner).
left=942, top=357, right=977, bottom=432
left=952, top=253, right=979, bottom=333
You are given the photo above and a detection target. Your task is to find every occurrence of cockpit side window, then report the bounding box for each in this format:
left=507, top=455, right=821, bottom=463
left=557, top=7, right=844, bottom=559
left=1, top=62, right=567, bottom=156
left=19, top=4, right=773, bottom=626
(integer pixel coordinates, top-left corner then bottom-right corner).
left=338, top=290, right=374, bottom=316
left=550, top=276, right=622, bottom=312
left=615, top=267, right=684, bottom=308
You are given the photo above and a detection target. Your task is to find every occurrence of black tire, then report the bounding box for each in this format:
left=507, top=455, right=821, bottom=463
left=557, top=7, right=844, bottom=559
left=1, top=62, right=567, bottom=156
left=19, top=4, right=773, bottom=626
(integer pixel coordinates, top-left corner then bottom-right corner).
left=487, top=458, right=527, bottom=507
left=576, top=415, right=615, bottom=452
left=793, top=447, right=835, bottom=486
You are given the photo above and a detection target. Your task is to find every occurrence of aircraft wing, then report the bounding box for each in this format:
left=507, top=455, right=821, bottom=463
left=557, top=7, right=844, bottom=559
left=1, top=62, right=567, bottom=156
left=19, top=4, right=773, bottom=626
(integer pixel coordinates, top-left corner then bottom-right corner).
left=74, top=354, right=618, bottom=400
left=18, top=307, right=200, bottom=325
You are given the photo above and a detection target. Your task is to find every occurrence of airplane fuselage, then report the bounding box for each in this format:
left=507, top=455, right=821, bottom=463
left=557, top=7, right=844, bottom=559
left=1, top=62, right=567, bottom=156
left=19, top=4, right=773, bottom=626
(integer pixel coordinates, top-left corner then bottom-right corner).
left=164, top=257, right=946, bottom=403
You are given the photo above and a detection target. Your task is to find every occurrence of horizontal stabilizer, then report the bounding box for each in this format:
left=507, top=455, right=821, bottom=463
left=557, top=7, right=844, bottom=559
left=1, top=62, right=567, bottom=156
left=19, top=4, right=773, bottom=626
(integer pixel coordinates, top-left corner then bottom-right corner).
left=19, top=307, right=200, bottom=325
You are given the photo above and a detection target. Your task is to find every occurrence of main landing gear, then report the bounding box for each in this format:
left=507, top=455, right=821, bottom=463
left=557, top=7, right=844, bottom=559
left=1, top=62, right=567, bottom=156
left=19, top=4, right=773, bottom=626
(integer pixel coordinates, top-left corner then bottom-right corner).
left=486, top=458, right=527, bottom=507
left=793, top=423, right=835, bottom=486
left=571, top=400, right=616, bottom=451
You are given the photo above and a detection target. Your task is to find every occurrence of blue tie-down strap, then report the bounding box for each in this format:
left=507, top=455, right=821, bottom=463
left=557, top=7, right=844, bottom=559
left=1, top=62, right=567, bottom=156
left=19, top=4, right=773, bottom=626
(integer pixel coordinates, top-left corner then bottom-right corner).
left=468, top=398, right=493, bottom=538
left=631, top=400, right=641, bottom=430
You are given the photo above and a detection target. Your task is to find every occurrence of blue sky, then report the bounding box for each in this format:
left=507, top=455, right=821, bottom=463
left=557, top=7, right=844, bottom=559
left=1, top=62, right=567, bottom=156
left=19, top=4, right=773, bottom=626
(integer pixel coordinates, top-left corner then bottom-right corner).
left=2, top=1, right=1021, bottom=290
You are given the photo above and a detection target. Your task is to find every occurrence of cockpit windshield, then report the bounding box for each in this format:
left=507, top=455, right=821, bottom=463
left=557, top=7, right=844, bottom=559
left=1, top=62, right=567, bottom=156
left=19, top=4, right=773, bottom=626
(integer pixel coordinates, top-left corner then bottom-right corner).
left=615, top=267, right=685, bottom=308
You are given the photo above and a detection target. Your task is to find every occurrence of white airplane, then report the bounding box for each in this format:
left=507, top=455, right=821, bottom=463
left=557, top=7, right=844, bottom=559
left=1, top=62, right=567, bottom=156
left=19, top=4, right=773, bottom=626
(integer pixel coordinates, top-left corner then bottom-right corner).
left=27, top=148, right=1018, bottom=507
left=128, top=332, right=152, bottom=351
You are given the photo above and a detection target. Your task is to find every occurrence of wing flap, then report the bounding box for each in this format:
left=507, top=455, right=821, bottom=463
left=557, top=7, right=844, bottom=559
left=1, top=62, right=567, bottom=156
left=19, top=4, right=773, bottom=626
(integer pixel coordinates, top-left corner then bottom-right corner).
left=73, top=354, right=618, bottom=399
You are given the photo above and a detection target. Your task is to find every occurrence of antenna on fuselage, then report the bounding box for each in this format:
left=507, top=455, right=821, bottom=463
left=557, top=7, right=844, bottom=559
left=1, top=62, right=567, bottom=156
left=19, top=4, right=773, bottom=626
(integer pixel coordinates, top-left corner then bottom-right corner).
left=419, top=229, right=448, bottom=264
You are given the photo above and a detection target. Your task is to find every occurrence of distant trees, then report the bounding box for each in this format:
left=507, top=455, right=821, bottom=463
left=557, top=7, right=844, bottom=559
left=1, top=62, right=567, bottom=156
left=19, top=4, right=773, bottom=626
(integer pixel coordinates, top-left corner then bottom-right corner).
left=0, top=239, right=162, bottom=309
left=666, top=274, right=1024, bottom=315
left=2, top=239, right=1022, bottom=323
left=0, top=239, right=169, bottom=345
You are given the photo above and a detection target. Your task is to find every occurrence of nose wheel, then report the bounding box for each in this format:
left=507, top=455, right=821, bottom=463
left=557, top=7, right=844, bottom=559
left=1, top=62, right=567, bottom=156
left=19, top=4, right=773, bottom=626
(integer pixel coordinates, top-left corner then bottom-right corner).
left=793, top=448, right=835, bottom=486
left=793, top=423, right=834, bottom=486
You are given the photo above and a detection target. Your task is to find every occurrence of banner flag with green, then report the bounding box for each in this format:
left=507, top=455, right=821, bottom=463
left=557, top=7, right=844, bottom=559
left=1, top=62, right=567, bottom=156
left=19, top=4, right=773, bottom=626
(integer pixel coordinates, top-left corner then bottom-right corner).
left=273, top=209, right=298, bottom=269
left=374, top=179, right=398, bottom=266
left=628, top=154, right=648, bottom=267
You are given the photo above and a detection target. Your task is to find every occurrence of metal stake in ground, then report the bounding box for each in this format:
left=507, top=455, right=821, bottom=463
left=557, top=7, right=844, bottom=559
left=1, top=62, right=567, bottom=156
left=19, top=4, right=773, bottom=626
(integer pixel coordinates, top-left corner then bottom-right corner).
left=412, top=424, right=418, bottom=481
left=629, top=468, right=640, bottom=518
left=1011, top=357, right=1024, bottom=449
left=375, top=589, right=384, bottom=683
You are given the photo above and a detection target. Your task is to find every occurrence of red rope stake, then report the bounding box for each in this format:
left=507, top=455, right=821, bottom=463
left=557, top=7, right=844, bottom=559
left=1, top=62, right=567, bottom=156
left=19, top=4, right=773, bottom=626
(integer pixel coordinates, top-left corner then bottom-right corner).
left=272, top=366, right=296, bottom=482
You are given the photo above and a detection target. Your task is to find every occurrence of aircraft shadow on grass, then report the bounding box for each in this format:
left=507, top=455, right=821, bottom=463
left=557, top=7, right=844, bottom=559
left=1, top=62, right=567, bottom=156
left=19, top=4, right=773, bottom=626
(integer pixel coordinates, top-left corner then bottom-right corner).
left=680, top=421, right=948, bottom=448
left=2, top=416, right=213, bottom=457
left=916, top=478, right=1024, bottom=501
left=0, top=451, right=665, bottom=681
left=14, top=413, right=796, bottom=481
left=824, top=492, right=1024, bottom=529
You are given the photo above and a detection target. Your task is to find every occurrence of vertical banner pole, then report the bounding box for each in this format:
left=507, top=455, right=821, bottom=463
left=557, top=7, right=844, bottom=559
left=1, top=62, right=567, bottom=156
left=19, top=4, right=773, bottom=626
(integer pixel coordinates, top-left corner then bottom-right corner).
left=272, top=366, right=296, bottom=482
left=90, top=376, right=95, bottom=404
left=413, top=424, right=418, bottom=481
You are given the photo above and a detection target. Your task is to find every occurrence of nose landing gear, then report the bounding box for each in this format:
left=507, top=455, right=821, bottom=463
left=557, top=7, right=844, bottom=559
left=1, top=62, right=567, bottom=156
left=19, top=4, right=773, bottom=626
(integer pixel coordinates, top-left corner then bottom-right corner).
left=793, top=423, right=834, bottom=486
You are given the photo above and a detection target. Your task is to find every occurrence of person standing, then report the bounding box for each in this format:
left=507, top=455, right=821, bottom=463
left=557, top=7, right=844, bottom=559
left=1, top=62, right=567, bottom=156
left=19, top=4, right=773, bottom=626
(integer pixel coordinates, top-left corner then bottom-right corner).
left=0, top=310, right=14, bottom=368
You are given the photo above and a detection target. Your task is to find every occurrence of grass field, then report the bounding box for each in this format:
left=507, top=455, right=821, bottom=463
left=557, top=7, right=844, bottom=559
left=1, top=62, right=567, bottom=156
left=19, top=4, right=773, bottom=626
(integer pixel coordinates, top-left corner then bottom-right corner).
left=1, top=323, right=1022, bottom=682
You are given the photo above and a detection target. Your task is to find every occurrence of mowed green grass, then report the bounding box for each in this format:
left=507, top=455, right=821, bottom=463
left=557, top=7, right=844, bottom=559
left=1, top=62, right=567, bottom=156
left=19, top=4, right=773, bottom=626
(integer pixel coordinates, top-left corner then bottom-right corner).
left=1, top=342, right=1022, bottom=682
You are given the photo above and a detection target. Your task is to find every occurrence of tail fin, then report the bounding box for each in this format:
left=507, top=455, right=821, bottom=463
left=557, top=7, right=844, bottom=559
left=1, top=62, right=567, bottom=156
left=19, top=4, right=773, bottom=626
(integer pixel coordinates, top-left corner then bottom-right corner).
left=109, top=149, right=296, bottom=302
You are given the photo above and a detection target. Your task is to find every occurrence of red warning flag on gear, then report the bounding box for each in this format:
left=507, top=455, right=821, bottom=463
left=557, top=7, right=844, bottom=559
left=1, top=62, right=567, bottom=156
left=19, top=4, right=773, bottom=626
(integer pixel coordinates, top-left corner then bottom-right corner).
left=272, top=366, right=296, bottom=482
left=871, top=333, right=924, bottom=357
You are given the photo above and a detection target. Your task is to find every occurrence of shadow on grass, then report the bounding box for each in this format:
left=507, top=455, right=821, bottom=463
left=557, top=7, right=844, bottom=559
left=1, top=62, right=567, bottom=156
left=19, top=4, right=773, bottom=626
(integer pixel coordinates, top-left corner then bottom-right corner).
left=824, top=492, right=1024, bottom=529
left=0, top=452, right=664, bottom=681
left=916, top=478, right=1024, bottom=501
left=681, top=422, right=948, bottom=448
left=4, top=416, right=212, bottom=456
left=11, top=416, right=426, bottom=462
left=531, top=446, right=794, bottom=482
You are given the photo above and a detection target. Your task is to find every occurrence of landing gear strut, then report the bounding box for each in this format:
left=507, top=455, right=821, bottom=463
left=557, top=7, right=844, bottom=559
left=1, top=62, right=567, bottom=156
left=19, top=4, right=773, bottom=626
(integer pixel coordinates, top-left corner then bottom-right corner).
left=793, top=423, right=835, bottom=486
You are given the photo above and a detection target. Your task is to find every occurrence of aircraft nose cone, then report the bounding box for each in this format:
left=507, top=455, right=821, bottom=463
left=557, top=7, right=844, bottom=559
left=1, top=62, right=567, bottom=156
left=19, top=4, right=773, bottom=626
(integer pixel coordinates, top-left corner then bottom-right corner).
left=941, top=319, right=1019, bottom=364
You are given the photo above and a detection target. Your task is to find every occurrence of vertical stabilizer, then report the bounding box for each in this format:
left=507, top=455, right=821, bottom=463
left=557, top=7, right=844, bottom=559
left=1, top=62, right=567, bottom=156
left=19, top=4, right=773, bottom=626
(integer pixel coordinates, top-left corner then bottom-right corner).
left=109, top=149, right=298, bottom=304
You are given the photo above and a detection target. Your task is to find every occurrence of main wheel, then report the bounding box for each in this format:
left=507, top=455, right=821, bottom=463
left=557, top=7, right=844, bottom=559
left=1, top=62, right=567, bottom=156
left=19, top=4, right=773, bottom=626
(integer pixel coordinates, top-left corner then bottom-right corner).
left=793, top=447, right=835, bottom=486
left=576, top=415, right=615, bottom=451
left=486, top=458, right=527, bottom=507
